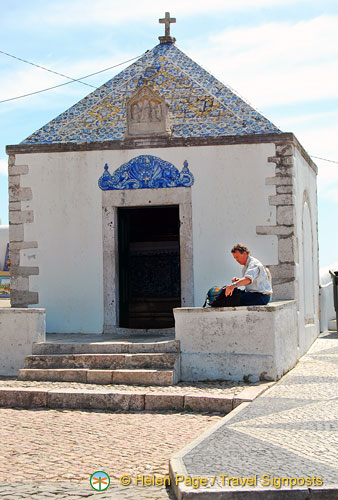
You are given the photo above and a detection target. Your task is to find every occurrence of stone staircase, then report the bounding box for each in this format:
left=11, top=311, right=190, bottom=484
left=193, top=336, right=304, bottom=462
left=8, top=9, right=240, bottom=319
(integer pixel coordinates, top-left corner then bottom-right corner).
left=18, top=339, right=180, bottom=386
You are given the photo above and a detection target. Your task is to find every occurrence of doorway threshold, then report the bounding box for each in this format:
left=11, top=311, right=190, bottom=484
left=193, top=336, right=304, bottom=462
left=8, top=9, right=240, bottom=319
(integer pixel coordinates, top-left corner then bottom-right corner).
left=103, top=326, right=175, bottom=339
left=45, top=328, right=175, bottom=344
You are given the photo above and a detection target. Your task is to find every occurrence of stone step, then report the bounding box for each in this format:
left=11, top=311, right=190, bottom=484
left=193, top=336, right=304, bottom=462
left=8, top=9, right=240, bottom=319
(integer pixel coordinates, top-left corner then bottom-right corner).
left=0, top=384, right=272, bottom=412
left=24, top=353, right=179, bottom=370
left=18, top=368, right=177, bottom=385
left=32, top=339, right=180, bottom=355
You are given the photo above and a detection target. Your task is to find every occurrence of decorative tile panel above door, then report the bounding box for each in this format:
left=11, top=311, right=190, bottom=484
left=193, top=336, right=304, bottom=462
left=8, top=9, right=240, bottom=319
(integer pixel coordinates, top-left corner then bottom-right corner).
left=98, top=155, right=194, bottom=190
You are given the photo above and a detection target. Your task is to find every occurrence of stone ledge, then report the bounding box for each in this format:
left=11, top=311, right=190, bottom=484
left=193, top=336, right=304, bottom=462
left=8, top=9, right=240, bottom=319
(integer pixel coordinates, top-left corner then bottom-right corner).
left=7, top=132, right=295, bottom=154
left=48, top=390, right=145, bottom=411
left=0, top=307, right=45, bottom=314
left=0, top=383, right=272, bottom=412
left=5, top=132, right=318, bottom=173
left=0, top=388, right=47, bottom=408
left=145, top=393, right=184, bottom=411
left=174, top=301, right=298, bottom=382
left=184, top=394, right=233, bottom=413
left=175, top=300, right=295, bottom=314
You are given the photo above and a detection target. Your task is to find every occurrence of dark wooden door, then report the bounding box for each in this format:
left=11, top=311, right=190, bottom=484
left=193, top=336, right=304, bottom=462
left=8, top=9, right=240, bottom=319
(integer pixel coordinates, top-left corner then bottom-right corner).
left=118, top=206, right=180, bottom=329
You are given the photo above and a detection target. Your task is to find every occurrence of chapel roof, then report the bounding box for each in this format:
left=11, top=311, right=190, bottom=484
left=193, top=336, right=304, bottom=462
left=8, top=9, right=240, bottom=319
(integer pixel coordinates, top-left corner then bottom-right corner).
left=22, top=42, right=281, bottom=144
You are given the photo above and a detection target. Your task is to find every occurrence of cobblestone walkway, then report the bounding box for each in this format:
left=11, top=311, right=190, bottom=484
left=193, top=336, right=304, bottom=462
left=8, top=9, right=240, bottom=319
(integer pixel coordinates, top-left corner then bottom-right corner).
left=175, top=332, right=338, bottom=496
left=0, top=408, right=221, bottom=499
left=0, top=378, right=246, bottom=396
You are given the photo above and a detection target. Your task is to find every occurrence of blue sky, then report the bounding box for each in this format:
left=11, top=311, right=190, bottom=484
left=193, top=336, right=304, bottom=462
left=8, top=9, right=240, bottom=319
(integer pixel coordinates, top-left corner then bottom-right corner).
left=0, top=0, right=337, bottom=267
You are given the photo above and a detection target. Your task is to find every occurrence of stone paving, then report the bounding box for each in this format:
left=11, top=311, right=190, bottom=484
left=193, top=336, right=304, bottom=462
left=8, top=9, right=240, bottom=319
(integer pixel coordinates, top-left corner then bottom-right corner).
left=0, top=377, right=246, bottom=396
left=173, top=331, right=338, bottom=497
left=0, top=408, right=221, bottom=499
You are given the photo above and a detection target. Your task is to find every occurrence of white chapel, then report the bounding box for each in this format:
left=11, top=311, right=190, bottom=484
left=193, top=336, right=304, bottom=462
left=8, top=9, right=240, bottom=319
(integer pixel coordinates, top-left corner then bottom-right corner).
left=6, top=14, right=319, bottom=350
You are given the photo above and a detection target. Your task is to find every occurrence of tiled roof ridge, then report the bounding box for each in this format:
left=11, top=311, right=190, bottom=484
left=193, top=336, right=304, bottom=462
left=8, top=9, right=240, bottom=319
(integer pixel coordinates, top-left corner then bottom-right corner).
left=162, top=43, right=278, bottom=127
left=21, top=49, right=154, bottom=143
left=159, top=45, right=249, bottom=125
left=21, top=42, right=281, bottom=144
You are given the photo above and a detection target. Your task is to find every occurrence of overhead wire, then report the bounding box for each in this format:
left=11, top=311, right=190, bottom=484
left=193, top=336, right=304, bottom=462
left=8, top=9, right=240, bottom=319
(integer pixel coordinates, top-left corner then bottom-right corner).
left=1, top=50, right=337, bottom=166
left=0, top=49, right=96, bottom=88
left=310, top=156, right=338, bottom=165
left=0, top=53, right=144, bottom=104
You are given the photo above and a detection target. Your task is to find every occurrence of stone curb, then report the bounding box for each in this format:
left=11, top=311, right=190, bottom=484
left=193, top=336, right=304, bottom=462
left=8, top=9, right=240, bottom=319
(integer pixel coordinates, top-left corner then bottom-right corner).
left=0, top=383, right=273, bottom=413
left=169, top=400, right=338, bottom=499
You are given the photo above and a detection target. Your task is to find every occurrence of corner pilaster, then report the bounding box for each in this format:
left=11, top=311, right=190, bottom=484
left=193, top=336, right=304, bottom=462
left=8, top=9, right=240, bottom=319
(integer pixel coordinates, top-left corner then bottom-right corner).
left=8, top=154, right=39, bottom=307
left=257, top=143, right=298, bottom=300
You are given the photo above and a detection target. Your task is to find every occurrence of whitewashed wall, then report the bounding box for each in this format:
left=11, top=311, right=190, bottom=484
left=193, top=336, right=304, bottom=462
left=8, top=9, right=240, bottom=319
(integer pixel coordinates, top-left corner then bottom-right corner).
left=294, top=148, right=319, bottom=348
left=16, top=143, right=278, bottom=333
left=188, top=143, right=278, bottom=306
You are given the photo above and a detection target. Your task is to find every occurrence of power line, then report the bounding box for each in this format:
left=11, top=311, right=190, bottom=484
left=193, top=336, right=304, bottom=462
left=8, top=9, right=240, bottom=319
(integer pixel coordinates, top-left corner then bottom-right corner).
left=310, top=155, right=338, bottom=165
left=0, top=53, right=144, bottom=104
left=1, top=50, right=337, bottom=168
left=0, top=49, right=96, bottom=88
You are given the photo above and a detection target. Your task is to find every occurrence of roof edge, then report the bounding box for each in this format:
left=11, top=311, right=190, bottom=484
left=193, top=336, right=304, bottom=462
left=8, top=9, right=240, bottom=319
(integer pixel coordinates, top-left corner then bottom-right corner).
left=6, top=132, right=317, bottom=173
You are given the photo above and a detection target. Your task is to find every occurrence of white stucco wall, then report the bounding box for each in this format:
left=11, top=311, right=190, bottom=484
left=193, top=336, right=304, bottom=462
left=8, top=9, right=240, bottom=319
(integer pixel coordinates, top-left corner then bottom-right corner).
left=189, top=143, right=278, bottom=306
left=16, top=143, right=278, bottom=333
left=294, top=148, right=319, bottom=347
left=0, top=225, right=9, bottom=270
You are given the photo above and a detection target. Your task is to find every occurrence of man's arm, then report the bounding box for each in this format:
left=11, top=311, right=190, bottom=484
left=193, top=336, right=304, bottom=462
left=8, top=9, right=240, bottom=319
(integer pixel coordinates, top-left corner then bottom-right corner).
left=225, top=277, right=251, bottom=296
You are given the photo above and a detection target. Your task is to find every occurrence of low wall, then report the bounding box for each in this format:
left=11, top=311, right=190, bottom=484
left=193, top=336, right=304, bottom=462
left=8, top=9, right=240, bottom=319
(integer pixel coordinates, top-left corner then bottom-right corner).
left=0, top=308, right=46, bottom=375
left=174, top=301, right=298, bottom=382
left=0, top=225, right=9, bottom=270
left=319, top=283, right=335, bottom=332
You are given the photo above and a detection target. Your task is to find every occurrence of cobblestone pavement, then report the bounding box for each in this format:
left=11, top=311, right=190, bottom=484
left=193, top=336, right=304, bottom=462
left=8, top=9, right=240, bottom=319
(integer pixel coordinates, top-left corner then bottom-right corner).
left=0, top=408, right=221, bottom=499
left=181, top=332, right=338, bottom=492
left=0, top=377, right=246, bottom=396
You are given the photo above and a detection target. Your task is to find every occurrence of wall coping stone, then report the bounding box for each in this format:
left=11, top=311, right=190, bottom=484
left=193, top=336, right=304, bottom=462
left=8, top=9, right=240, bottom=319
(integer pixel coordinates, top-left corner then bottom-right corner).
left=0, top=308, right=45, bottom=314
left=175, top=300, right=296, bottom=314
left=6, top=132, right=317, bottom=174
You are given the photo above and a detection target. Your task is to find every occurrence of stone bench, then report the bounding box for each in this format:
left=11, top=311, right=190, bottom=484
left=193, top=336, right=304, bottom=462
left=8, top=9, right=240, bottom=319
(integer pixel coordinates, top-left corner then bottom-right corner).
left=174, top=300, right=297, bottom=382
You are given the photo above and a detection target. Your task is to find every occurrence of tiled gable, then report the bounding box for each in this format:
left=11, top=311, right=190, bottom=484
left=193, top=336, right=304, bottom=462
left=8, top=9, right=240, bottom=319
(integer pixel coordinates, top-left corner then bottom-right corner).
left=22, top=43, right=281, bottom=144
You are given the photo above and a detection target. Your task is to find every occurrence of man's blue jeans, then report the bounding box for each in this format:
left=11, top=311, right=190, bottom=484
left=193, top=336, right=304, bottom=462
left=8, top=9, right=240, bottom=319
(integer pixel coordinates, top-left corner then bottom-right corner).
left=239, top=291, right=271, bottom=306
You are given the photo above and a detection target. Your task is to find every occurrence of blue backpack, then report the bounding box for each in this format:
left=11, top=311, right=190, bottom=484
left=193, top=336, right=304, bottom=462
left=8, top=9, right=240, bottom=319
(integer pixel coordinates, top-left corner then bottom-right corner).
left=203, top=286, right=224, bottom=307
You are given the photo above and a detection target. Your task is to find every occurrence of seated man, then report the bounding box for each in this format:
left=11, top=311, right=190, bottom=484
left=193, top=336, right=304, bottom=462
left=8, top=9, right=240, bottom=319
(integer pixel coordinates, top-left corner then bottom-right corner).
left=224, top=243, right=272, bottom=306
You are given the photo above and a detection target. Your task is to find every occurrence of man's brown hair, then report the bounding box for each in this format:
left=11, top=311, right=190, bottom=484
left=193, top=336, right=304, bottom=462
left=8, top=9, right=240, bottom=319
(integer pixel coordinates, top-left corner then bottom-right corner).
left=231, top=244, right=250, bottom=255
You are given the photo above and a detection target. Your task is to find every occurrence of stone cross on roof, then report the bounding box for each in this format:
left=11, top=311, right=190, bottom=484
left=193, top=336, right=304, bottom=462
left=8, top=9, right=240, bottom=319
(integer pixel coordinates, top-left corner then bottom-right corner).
left=158, top=12, right=176, bottom=44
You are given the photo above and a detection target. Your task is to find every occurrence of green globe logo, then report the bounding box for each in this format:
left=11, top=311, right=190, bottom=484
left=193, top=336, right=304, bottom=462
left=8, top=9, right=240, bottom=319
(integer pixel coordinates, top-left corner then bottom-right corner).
left=90, top=471, right=110, bottom=491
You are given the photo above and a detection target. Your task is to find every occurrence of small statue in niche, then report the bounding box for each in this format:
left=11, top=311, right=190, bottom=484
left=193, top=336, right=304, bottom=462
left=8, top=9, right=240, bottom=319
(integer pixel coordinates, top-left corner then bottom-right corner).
left=140, top=98, right=152, bottom=121
left=131, top=102, right=142, bottom=123
left=126, top=86, right=170, bottom=136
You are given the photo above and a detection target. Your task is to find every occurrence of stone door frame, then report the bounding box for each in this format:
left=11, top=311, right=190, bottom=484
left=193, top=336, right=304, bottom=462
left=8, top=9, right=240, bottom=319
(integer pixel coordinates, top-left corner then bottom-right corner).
left=102, top=187, right=193, bottom=334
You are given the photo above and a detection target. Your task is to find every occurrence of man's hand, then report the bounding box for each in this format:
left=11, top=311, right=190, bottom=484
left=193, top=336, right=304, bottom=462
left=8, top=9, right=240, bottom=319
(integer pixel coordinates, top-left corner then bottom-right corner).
left=232, top=277, right=239, bottom=283
left=225, top=284, right=235, bottom=296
